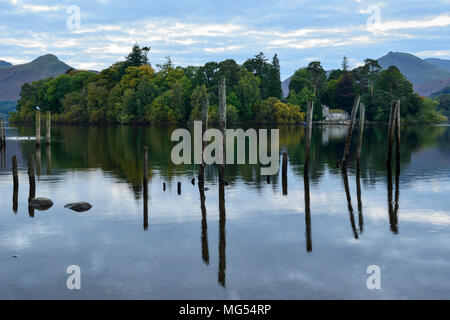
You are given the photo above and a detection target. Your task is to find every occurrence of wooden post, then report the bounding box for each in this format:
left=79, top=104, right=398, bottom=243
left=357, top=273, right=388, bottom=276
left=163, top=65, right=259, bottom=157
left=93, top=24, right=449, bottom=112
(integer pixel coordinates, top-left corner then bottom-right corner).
left=163, top=182, right=166, bottom=192
left=46, top=111, right=51, bottom=145
left=218, top=78, right=226, bottom=185
left=342, top=95, right=361, bottom=167
left=1, top=118, right=5, bottom=148
left=36, top=110, right=41, bottom=147
left=387, top=100, right=399, bottom=167
left=218, top=183, right=226, bottom=287
left=282, top=152, right=288, bottom=195
left=143, top=146, right=148, bottom=183
left=177, top=181, right=181, bottom=195
left=36, top=146, right=41, bottom=176
left=143, top=147, right=149, bottom=230
left=12, top=155, right=18, bottom=213
left=395, top=101, right=401, bottom=166
left=27, top=156, right=35, bottom=202
left=356, top=166, right=364, bottom=234
left=198, top=96, right=209, bottom=184
left=304, top=172, right=312, bottom=252
left=46, top=144, right=51, bottom=175
left=356, top=102, right=365, bottom=166
left=304, top=99, right=314, bottom=174
left=199, top=179, right=209, bottom=265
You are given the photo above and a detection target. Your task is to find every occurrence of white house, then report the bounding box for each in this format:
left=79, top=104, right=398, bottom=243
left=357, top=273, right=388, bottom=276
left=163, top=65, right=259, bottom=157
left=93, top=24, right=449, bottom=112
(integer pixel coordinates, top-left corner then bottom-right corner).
left=322, top=105, right=349, bottom=121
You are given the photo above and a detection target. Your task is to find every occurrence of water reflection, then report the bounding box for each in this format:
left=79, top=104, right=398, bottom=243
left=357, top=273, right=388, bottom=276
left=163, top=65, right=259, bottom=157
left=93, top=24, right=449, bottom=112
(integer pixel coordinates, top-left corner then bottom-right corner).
left=0, top=124, right=449, bottom=299
left=304, top=172, right=312, bottom=252
left=342, top=167, right=359, bottom=239
left=199, top=182, right=209, bottom=265
left=218, top=183, right=226, bottom=287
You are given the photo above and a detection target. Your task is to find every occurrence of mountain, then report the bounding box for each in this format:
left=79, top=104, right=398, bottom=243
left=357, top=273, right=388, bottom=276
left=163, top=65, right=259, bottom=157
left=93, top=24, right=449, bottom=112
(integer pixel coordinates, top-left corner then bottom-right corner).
left=0, top=54, right=72, bottom=102
left=378, top=52, right=450, bottom=96
left=0, top=60, right=12, bottom=68
left=424, top=58, right=450, bottom=72
left=281, top=77, right=291, bottom=98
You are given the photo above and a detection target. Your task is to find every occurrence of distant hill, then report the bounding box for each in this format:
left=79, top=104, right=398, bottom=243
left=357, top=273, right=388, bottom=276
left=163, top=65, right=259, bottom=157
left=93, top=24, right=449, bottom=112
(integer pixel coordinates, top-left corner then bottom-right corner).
left=281, top=52, right=450, bottom=97
left=0, top=54, right=72, bottom=102
left=430, top=86, right=450, bottom=97
left=0, top=101, right=16, bottom=118
left=424, top=58, right=450, bottom=72
left=281, top=77, right=291, bottom=98
left=378, top=52, right=450, bottom=96
left=0, top=60, right=12, bottom=68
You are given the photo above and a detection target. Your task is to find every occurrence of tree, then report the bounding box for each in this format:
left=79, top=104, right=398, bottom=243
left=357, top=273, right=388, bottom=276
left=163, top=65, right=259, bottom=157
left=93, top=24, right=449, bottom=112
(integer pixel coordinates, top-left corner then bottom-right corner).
left=306, top=61, right=326, bottom=97
left=267, top=54, right=282, bottom=99
left=335, top=73, right=357, bottom=113
left=364, top=58, right=381, bottom=97
left=125, top=44, right=151, bottom=68
left=342, top=56, right=349, bottom=72
left=237, top=70, right=261, bottom=120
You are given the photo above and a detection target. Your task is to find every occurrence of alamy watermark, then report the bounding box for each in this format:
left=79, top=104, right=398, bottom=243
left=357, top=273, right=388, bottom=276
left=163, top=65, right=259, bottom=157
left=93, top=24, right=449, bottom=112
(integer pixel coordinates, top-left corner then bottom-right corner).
left=171, top=121, right=280, bottom=175
left=67, top=5, right=81, bottom=30
left=366, top=265, right=381, bottom=290
left=66, top=265, right=81, bottom=290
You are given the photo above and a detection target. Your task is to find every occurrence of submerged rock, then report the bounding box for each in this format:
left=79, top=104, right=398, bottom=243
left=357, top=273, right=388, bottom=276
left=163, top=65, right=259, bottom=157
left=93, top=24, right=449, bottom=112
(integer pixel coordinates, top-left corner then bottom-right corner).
left=64, top=202, right=92, bottom=213
left=29, top=198, right=53, bottom=210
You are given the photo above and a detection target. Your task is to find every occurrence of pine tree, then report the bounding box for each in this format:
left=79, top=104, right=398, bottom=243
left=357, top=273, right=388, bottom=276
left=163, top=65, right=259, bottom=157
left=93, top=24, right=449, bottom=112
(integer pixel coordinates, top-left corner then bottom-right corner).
left=268, top=54, right=282, bottom=99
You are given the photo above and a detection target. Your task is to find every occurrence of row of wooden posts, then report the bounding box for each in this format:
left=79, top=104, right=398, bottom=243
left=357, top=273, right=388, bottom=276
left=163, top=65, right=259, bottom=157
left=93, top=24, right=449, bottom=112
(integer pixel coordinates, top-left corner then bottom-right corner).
left=140, top=84, right=401, bottom=198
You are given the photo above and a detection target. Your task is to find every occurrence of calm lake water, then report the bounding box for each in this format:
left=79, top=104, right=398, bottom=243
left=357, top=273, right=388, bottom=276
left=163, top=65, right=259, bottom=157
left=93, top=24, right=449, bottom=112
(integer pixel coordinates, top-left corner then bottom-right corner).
left=0, top=124, right=449, bottom=299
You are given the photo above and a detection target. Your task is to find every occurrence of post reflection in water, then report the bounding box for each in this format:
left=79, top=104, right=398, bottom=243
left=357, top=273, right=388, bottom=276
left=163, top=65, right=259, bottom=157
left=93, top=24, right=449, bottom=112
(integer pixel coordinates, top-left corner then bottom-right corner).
left=143, top=180, right=148, bottom=231
left=356, top=165, right=364, bottom=234
left=36, top=146, right=41, bottom=176
left=218, top=183, right=226, bottom=287
left=199, top=182, right=209, bottom=265
left=387, top=158, right=401, bottom=234
left=304, top=172, right=312, bottom=252
left=46, top=144, right=51, bottom=175
left=342, top=167, right=359, bottom=239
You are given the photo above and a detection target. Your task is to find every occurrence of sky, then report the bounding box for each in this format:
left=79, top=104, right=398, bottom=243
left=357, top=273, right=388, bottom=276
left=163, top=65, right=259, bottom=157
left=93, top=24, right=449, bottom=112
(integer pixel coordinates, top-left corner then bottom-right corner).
left=0, top=0, right=449, bottom=79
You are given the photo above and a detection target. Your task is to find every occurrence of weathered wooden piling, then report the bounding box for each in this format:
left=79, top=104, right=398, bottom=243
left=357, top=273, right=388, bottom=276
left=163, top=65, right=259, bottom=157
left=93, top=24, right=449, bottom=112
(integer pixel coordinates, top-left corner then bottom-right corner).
left=46, top=111, right=51, bottom=145
left=36, top=146, right=41, bottom=176
left=163, top=182, right=166, bottom=191
left=304, top=99, right=314, bottom=174
left=395, top=101, right=401, bottom=166
left=341, top=95, right=361, bottom=167
left=27, top=156, right=35, bottom=202
left=143, top=146, right=148, bottom=183
left=46, top=144, right=51, bottom=175
left=177, top=181, right=181, bottom=195
left=218, top=183, right=226, bottom=287
left=387, top=100, right=400, bottom=167
left=304, top=172, right=312, bottom=252
left=199, top=181, right=209, bottom=265
left=12, top=155, right=18, bottom=213
left=356, top=102, right=366, bottom=166
left=198, top=96, right=209, bottom=184
left=35, top=110, right=41, bottom=147
left=1, top=118, right=5, bottom=148
left=356, top=166, right=364, bottom=234
left=282, top=152, right=288, bottom=195
left=143, top=146, right=149, bottom=230
left=218, top=78, right=226, bottom=185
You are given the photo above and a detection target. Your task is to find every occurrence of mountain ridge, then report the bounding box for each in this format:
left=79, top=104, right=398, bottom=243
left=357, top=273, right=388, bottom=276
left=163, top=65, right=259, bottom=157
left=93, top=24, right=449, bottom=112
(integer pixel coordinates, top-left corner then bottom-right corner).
left=0, top=54, right=72, bottom=102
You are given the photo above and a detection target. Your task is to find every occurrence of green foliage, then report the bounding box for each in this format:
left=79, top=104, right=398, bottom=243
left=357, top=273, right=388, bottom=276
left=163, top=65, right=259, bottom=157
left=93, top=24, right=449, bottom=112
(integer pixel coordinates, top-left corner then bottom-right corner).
left=9, top=45, right=445, bottom=125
